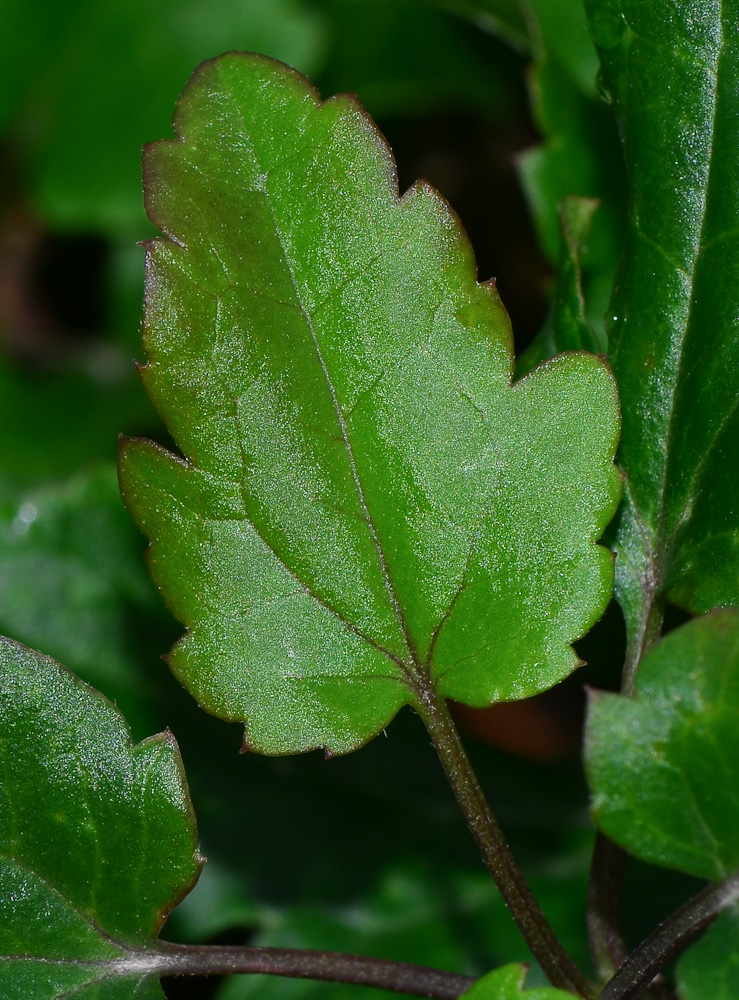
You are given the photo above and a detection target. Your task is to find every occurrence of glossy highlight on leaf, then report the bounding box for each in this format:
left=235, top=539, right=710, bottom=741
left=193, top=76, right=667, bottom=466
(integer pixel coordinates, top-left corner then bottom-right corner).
left=0, top=637, right=201, bottom=997
left=585, top=0, right=739, bottom=639
left=119, top=52, right=621, bottom=756
left=586, top=609, right=739, bottom=881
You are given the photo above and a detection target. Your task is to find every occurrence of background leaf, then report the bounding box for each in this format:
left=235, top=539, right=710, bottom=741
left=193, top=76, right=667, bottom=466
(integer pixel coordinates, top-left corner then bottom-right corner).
left=586, top=609, right=739, bottom=880
left=585, top=0, right=739, bottom=647
left=516, top=196, right=604, bottom=375
left=119, top=52, right=620, bottom=756
left=675, top=905, right=739, bottom=1000
left=0, top=0, right=326, bottom=237
left=517, top=0, right=625, bottom=340
left=0, top=464, right=166, bottom=736
left=0, top=637, right=201, bottom=996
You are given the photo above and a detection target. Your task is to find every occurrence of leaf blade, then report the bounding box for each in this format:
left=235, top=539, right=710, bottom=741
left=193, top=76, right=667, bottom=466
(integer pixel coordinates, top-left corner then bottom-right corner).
left=585, top=0, right=739, bottom=633
left=0, top=637, right=201, bottom=995
left=586, top=609, right=739, bottom=880
left=120, top=53, right=621, bottom=754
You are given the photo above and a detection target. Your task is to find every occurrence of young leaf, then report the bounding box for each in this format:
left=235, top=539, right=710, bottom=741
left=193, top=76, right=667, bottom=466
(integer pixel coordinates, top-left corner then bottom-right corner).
left=517, top=197, right=604, bottom=376
left=585, top=0, right=739, bottom=649
left=460, top=963, right=577, bottom=999
left=0, top=637, right=201, bottom=996
left=119, top=52, right=621, bottom=755
left=675, top=905, right=739, bottom=1000
left=518, top=7, right=625, bottom=326
left=586, top=609, right=739, bottom=880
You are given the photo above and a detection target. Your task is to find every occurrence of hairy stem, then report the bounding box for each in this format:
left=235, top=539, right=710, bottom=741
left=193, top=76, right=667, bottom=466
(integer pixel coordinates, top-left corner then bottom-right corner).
left=121, top=942, right=475, bottom=998
left=587, top=833, right=628, bottom=981
left=416, top=692, right=597, bottom=1000
left=601, top=869, right=739, bottom=1000
left=622, top=594, right=664, bottom=697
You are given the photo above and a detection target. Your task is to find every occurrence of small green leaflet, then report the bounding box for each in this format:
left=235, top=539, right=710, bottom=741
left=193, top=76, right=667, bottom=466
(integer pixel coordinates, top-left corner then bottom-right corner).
left=0, top=637, right=201, bottom=998
left=586, top=609, right=739, bottom=881
left=120, top=53, right=621, bottom=755
left=461, top=963, right=577, bottom=999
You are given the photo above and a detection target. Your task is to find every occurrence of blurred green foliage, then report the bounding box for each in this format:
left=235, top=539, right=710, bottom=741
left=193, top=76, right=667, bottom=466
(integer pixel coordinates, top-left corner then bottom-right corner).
left=3, top=1, right=730, bottom=998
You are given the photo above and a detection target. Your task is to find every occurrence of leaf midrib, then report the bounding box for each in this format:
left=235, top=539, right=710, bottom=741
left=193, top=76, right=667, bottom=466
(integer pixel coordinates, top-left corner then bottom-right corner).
left=229, top=85, right=427, bottom=689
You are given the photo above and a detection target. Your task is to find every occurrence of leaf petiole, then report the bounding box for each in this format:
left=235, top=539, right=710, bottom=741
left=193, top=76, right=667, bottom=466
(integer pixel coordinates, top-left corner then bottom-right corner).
left=600, top=869, right=739, bottom=1000
left=133, top=942, right=476, bottom=998
left=416, top=691, right=598, bottom=1000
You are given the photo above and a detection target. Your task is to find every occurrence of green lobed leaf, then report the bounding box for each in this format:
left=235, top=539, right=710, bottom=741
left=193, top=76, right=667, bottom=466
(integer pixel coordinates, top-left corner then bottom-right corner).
left=0, top=637, right=201, bottom=997
left=675, top=904, right=739, bottom=1000
left=585, top=0, right=739, bottom=638
left=460, top=963, right=577, bottom=999
left=586, top=609, right=739, bottom=880
left=119, top=52, right=621, bottom=755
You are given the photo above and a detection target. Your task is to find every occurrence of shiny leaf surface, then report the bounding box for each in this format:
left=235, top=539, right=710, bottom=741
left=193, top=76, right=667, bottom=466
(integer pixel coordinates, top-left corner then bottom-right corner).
left=0, top=638, right=201, bottom=996
left=586, top=609, right=739, bottom=880
left=119, top=52, right=621, bottom=756
left=585, top=0, right=739, bottom=641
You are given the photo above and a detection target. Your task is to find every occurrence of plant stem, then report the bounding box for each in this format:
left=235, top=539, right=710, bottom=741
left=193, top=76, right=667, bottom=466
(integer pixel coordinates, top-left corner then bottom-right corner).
left=416, top=692, right=598, bottom=1000
left=622, top=593, right=664, bottom=696
left=587, top=832, right=628, bottom=981
left=117, top=942, right=475, bottom=998
left=600, top=869, right=739, bottom=1000
left=587, top=591, right=665, bottom=978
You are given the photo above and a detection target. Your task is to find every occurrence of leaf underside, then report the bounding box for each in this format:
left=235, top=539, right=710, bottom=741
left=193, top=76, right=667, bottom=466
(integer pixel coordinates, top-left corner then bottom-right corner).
left=586, top=609, right=739, bottom=881
left=0, top=637, right=201, bottom=998
left=119, top=52, right=621, bottom=756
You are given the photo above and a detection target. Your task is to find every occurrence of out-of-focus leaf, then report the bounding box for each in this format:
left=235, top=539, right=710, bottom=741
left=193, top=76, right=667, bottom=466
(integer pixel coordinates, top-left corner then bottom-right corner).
left=0, top=0, right=327, bottom=235
left=585, top=0, right=739, bottom=646
left=167, top=704, right=594, bottom=980
left=119, top=52, right=620, bottom=756
left=675, top=905, right=739, bottom=1000
left=524, top=0, right=599, bottom=96
left=518, top=44, right=624, bottom=307
left=0, top=464, right=168, bottom=736
left=212, top=852, right=591, bottom=1000
left=0, top=359, right=149, bottom=498
left=441, top=0, right=529, bottom=51
left=517, top=196, right=603, bottom=375
left=0, top=637, right=201, bottom=997
left=461, top=963, right=577, bottom=998
left=317, top=0, right=520, bottom=121
left=586, top=610, right=739, bottom=880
